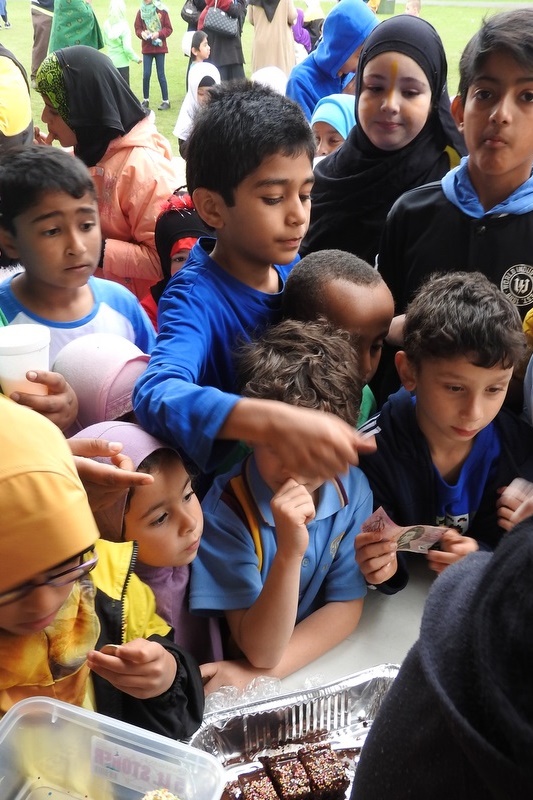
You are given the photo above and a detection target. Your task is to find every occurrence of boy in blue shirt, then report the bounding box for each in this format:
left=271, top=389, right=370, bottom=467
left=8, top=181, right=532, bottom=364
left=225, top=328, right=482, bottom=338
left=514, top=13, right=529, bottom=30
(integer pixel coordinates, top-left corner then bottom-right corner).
left=0, top=145, right=155, bottom=365
left=134, top=82, right=374, bottom=486
left=356, top=271, right=533, bottom=593
left=190, top=318, right=371, bottom=693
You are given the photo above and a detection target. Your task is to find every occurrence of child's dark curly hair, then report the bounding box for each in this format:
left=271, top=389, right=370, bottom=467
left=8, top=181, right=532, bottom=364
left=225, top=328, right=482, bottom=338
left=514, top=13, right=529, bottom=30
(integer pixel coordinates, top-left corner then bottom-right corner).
left=236, top=317, right=362, bottom=427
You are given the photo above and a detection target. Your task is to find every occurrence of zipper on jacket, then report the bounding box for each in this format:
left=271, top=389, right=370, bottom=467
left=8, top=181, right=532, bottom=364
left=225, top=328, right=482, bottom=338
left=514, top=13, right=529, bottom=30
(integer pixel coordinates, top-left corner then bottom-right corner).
left=120, top=541, right=138, bottom=644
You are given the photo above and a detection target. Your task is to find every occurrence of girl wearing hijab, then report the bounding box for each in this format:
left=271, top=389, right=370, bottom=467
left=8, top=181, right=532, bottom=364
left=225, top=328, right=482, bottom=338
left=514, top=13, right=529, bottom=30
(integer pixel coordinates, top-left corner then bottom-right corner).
left=247, top=0, right=297, bottom=77
left=49, top=0, right=104, bottom=52
left=310, top=93, right=356, bottom=159
left=292, top=8, right=312, bottom=64
left=36, top=45, right=181, bottom=301
left=173, top=61, right=220, bottom=159
left=141, top=191, right=212, bottom=331
left=134, top=0, right=173, bottom=111
left=301, top=14, right=466, bottom=265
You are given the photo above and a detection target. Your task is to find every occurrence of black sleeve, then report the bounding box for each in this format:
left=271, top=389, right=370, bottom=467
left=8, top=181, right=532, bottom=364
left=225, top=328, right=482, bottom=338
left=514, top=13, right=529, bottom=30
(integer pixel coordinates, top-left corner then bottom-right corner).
left=93, top=633, right=205, bottom=740
left=123, top=634, right=204, bottom=739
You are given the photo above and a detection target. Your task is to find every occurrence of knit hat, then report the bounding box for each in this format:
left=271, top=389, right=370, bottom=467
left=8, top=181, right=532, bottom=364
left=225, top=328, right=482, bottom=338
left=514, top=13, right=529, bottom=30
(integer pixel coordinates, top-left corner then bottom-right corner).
left=155, top=192, right=211, bottom=281
left=52, top=334, right=149, bottom=429
left=71, top=421, right=179, bottom=541
left=0, top=396, right=99, bottom=592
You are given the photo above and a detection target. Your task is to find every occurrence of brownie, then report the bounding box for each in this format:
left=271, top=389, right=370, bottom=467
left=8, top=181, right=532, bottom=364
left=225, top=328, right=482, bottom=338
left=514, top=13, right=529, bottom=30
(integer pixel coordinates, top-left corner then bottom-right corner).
left=298, top=745, right=349, bottom=800
left=239, top=768, right=279, bottom=800
left=260, top=753, right=313, bottom=800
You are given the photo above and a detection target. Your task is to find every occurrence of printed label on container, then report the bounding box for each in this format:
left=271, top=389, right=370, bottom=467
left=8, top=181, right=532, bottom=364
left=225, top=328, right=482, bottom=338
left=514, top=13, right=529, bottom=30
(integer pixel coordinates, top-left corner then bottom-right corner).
left=91, top=736, right=188, bottom=795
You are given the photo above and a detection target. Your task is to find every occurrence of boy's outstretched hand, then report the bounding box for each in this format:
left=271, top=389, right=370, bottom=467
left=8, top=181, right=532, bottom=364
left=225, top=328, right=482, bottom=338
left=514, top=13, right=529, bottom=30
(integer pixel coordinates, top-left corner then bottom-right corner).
left=355, top=529, right=398, bottom=585
left=271, top=478, right=315, bottom=557
left=87, top=639, right=177, bottom=699
left=425, top=530, right=478, bottom=574
left=222, top=400, right=377, bottom=485
left=9, top=369, right=78, bottom=431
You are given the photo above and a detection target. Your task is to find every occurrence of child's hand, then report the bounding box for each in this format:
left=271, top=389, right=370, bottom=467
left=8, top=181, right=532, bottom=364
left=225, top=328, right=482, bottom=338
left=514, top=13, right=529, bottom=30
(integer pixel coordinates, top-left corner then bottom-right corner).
left=497, top=478, right=533, bottom=531
left=9, top=370, right=78, bottom=431
left=425, top=530, right=478, bottom=574
left=266, top=404, right=376, bottom=482
left=34, top=125, right=55, bottom=145
left=355, top=529, right=398, bottom=585
left=200, top=658, right=265, bottom=695
left=270, top=478, right=315, bottom=557
left=68, top=438, right=154, bottom=511
left=87, top=639, right=177, bottom=699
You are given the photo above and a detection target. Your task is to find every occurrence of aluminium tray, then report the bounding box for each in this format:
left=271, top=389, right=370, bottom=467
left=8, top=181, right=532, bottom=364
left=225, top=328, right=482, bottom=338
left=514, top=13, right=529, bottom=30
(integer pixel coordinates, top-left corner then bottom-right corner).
left=189, top=664, right=399, bottom=799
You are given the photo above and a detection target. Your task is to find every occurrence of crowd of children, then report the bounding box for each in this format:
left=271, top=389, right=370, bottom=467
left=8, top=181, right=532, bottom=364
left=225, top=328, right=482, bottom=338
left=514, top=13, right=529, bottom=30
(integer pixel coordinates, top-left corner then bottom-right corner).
left=0, top=6, right=532, bottom=792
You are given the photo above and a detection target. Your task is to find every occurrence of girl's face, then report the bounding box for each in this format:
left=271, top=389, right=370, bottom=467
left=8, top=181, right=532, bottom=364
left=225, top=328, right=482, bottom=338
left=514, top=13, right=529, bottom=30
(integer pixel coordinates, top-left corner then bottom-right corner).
left=357, top=51, right=432, bottom=151
left=312, top=121, right=345, bottom=156
left=171, top=247, right=192, bottom=276
left=193, top=38, right=210, bottom=62
left=0, top=583, right=73, bottom=635
left=41, top=96, right=77, bottom=148
left=123, top=455, right=203, bottom=568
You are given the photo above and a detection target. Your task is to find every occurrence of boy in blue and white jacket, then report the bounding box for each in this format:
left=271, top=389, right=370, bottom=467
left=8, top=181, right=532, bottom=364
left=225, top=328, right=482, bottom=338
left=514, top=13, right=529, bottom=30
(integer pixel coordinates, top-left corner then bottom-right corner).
left=0, top=145, right=155, bottom=365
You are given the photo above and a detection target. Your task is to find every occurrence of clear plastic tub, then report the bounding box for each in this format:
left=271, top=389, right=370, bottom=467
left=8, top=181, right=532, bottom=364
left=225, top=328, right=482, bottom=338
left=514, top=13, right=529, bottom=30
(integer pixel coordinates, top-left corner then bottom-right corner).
left=0, top=697, right=226, bottom=800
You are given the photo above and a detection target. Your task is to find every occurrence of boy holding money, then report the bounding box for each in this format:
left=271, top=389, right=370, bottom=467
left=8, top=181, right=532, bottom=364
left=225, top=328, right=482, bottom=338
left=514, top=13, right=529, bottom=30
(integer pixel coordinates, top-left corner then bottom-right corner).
left=356, top=272, right=533, bottom=592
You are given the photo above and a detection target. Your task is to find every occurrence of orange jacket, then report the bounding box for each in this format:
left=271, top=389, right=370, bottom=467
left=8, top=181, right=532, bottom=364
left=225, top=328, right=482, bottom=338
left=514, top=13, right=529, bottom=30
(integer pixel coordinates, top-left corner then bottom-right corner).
left=90, top=116, right=180, bottom=299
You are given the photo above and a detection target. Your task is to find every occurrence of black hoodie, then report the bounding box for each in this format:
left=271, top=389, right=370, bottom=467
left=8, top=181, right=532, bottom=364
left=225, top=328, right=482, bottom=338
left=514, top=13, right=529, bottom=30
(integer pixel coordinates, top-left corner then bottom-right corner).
left=359, top=388, right=533, bottom=592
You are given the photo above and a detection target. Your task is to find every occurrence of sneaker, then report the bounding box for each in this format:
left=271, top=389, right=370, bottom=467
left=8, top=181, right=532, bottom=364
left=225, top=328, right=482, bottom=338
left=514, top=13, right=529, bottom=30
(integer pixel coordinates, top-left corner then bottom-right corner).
left=158, top=101, right=170, bottom=110
left=141, top=99, right=149, bottom=109
left=4, top=21, right=10, bottom=27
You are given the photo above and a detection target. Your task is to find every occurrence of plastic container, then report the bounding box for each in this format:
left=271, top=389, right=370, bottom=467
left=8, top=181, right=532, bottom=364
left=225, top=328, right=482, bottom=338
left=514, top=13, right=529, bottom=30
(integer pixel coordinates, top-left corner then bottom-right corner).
left=0, top=697, right=227, bottom=800
left=0, top=324, right=50, bottom=396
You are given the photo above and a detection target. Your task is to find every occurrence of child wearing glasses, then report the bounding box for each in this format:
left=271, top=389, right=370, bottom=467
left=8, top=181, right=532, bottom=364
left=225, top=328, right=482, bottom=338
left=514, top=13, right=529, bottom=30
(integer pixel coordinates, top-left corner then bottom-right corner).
left=0, top=395, right=204, bottom=738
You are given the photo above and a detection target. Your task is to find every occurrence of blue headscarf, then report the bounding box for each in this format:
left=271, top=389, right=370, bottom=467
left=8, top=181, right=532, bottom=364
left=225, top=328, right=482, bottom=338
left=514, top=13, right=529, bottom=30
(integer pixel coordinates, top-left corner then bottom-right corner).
left=310, top=93, right=356, bottom=141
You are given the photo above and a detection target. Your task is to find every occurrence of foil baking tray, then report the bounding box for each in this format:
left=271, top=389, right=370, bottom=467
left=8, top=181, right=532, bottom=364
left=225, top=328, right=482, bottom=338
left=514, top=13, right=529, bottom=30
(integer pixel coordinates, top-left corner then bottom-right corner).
left=189, top=664, right=399, bottom=798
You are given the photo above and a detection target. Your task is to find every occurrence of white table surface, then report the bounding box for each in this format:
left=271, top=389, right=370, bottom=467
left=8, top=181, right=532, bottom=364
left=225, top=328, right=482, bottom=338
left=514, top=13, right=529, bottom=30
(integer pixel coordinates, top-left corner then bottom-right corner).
left=279, top=556, right=436, bottom=693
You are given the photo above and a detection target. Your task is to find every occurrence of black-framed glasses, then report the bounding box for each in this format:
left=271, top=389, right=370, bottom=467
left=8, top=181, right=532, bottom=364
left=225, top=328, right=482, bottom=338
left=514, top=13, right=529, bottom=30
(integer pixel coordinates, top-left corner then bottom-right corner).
left=0, top=546, right=98, bottom=607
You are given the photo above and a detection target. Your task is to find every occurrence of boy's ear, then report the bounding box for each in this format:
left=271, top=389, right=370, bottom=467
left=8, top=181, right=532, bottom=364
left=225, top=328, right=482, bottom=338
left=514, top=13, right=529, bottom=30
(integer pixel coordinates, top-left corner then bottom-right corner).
left=451, top=95, right=465, bottom=132
left=395, top=350, right=417, bottom=391
left=0, top=227, right=20, bottom=260
left=192, top=188, right=227, bottom=230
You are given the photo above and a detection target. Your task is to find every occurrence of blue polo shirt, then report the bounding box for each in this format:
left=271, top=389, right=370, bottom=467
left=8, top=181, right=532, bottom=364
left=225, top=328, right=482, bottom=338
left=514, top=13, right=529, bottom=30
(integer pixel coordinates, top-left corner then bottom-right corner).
left=190, top=455, right=370, bottom=622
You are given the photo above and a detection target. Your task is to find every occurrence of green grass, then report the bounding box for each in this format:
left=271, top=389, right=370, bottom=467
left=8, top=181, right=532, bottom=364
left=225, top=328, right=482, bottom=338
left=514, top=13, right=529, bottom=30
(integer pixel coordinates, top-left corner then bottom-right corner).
left=3, top=0, right=523, bottom=144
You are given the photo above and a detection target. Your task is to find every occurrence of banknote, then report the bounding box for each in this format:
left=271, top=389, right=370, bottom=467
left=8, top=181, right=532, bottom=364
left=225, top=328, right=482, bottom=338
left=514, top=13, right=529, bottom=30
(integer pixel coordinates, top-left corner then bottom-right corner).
left=362, top=506, right=445, bottom=553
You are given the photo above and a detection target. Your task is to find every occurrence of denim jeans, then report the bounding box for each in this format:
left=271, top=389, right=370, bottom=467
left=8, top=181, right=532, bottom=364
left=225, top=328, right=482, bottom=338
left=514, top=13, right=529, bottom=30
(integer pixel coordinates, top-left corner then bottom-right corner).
left=142, top=52, right=168, bottom=100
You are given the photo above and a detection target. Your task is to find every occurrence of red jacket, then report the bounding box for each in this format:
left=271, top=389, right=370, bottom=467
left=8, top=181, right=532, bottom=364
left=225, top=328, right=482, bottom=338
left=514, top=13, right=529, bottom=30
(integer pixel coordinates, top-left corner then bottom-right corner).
left=134, top=8, right=172, bottom=54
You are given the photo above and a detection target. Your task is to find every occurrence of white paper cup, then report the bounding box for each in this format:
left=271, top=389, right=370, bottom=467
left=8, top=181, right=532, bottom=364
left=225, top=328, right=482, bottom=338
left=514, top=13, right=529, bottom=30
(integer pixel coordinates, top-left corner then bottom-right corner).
left=0, top=324, right=50, bottom=396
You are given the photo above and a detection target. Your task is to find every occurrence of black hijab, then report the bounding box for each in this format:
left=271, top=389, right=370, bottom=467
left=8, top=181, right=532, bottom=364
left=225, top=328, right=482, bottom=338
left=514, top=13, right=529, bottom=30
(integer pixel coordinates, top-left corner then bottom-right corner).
left=248, top=0, right=281, bottom=23
left=301, top=15, right=466, bottom=263
left=56, top=45, right=147, bottom=167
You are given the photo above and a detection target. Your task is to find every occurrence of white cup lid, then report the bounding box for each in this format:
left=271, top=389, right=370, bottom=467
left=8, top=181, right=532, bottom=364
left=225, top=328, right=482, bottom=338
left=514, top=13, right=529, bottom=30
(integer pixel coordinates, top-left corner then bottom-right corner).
left=0, top=324, right=51, bottom=356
